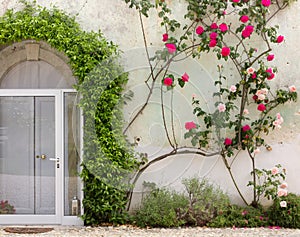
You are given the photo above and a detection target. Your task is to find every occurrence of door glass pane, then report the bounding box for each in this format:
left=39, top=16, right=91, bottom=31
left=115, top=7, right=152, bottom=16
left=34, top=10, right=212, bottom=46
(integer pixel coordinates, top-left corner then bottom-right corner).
left=35, top=97, right=55, bottom=214
left=0, top=96, right=55, bottom=215
left=64, top=93, right=81, bottom=216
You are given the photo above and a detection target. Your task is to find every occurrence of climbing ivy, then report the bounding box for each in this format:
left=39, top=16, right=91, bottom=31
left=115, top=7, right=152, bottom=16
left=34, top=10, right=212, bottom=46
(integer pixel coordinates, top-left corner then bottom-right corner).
left=0, top=0, right=139, bottom=225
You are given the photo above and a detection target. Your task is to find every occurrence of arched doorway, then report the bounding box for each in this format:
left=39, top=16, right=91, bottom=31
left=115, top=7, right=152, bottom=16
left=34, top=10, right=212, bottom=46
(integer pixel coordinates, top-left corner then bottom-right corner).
left=0, top=41, right=82, bottom=225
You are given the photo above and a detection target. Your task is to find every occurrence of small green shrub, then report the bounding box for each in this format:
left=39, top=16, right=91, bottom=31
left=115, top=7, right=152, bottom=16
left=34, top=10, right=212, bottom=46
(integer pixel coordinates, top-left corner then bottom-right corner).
left=132, top=177, right=230, bottom=227
left=180, top=177, right=230, bottom=226
left=209, top=204, right=269, bottom=228
left=268, top=193, right=300, bottom=228
left=133, top=188, right=188, bottom=227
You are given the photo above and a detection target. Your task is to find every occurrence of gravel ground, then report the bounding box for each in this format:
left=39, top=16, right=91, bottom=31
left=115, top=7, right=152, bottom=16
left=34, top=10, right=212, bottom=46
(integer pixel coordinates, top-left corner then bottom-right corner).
left=1, top=226, right=300, bottom=237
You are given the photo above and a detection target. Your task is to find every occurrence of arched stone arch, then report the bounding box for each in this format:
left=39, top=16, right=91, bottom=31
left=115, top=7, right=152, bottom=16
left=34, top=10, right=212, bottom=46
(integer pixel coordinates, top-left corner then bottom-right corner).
left=0, top=40, right=76, bottom=88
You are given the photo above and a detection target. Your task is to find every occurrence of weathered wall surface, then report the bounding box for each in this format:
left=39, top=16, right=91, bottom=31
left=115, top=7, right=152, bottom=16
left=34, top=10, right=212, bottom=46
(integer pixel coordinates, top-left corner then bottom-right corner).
left=2, top=0, right=300, bottom=207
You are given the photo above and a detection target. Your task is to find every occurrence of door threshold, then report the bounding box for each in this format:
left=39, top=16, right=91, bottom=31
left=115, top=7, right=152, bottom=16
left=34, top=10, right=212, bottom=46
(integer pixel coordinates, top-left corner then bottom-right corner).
left=0, top=215, right=83, bottom=225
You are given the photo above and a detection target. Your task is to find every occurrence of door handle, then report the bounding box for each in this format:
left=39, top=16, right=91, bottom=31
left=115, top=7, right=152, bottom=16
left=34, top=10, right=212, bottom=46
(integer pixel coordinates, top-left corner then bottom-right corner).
left=49, top=158, right=59, bottom=162
left=49, top=157, right=60, bottom=168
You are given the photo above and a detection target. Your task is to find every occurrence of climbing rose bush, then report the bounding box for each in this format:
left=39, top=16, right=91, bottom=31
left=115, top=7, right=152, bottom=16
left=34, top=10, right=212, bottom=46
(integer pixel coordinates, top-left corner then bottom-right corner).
left=157, top=0, right=297, bottom=207
left=123, top=0, right=298, bottom=209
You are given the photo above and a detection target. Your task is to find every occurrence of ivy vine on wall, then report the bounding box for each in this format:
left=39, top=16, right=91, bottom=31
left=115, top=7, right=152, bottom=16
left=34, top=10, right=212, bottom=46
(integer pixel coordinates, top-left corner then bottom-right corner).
left=0, top=0, right=139, bottom=225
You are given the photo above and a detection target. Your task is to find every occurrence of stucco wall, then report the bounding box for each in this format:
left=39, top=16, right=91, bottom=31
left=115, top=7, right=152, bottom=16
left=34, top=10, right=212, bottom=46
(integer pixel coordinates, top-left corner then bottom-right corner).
left=2, top=0, right=300, bottom=208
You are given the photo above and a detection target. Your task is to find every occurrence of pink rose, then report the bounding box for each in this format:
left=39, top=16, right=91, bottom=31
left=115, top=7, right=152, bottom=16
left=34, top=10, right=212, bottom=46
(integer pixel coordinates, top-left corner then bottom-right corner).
left=242, top=124, right=251, bottom=132
left=163, top=77, right=173, bottom=86
left=277, top=189, right=288, bottom=197
left=218, top=103, right=226, bottom=112
left=277, top=35, right=284, bottom=43
left=210, top=22, right=218, bottom=29
left=253, top=148, right=260, bottom=155
left=246, top=67, right=255, bottom=75
left=271, top=167, right=279, bottom=175
left=273, top=120, right=281, bottom=129
left=221, top=47, right=231, bottom=57
left=241, top=210, right=248, bottom=216
left=165, top=43, right=176, bottom=54
left=185, top=121, right=196, bottom=130
left=276, top=112, right=282, bottom=120
left=232, top=0, right=240, bottom=2
left=273, top=113, right=284, bottom=128
left=209, top=39, right=217, bottom=47
left=261, top=0, right=271, bottom=7
left=219, top=23, right=228, bottom=33
left=243, top=109, right=249, bottom=115
left=181, top=72, right=189, bottom=82
left=162, top=33, right=168, bottom=42
left=251, top=73, right=257, bottom=79
left=196, top=26, right=204, bottom=35
left=230, top=85, right=237, bottom=93
left=240, top=15, right=249, bottom=23
left=257, top=94, right=265, bottom=101
left=280, top=182, right=288, bottom=189
left=257, top=103, right=266, bottom=112
left=289, top=85, right=296, bottom=92
left=224, top=138, right=232, bottom=146
left=267, top=54, right=274, bottom=61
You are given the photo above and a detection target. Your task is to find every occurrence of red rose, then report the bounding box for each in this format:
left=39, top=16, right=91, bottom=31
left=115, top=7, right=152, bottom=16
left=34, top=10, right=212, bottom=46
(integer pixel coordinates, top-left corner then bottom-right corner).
left=165, top=43, right=176, bottom=54
left=240, top=15, right=249, bottom=23
left=242, top=124, right=251, bottom=132
left=209, top=39, right=217, bottom=47
left=219, top=23, right=228, bottom=33
left=221, top=47, right=231, bottom=57
left=224, top=138, right=232, bottom=146
left=210, top=22, right=218, bottom=29
left=277, top=35, right=284, bottom=43
left=163, top=77, right=173, bottom=86
left=162, top=33, right=168, bottom=42
left=185, top=121, right=196, bottom=130
left=257, top=103, right=266, bottom=112
left=196, top=26, right=204, bottom=35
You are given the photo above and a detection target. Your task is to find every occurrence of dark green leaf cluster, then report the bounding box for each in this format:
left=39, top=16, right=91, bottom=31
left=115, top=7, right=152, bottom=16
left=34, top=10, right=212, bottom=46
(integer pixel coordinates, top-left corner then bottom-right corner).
left=209, top=204, right=269, bottom=228
left=268, top=193, right=300, bottom=228
left=0, top=0, right=116, bottom=83
left=123, top=0, right=154, bottom=17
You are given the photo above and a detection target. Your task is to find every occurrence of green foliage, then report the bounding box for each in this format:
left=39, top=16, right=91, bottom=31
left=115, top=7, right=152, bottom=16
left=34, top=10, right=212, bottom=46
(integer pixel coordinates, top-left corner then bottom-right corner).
left=132, top=177, right=229, bottom=227
left=180, top=177, right=230, bottom=226
left=209, top=204, right=269, bottom=228
left=0, top=0, right=139, bottom=225
left=79, top=58, right=140, bottom=225
left=133, top=188, right=188, bottom=228
left=268, top=193, right=300, bottom=228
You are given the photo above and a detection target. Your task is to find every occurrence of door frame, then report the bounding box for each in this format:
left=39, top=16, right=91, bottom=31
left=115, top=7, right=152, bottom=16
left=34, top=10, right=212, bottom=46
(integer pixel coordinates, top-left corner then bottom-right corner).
left=0, top=89, right=83, bottom=225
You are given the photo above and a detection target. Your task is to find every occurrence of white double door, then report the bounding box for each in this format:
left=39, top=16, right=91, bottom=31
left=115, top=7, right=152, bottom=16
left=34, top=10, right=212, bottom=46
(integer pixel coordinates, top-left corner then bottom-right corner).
left=0, top=90, right=66, bottom=224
